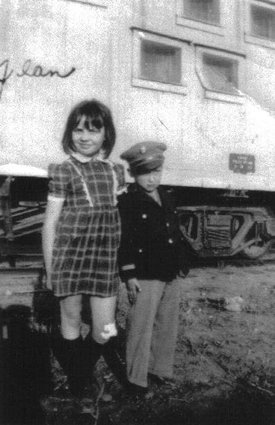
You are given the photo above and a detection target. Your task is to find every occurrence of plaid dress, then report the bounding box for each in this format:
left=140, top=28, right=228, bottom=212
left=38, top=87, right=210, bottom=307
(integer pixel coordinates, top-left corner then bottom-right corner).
left=48, top=155, right=125, bottom=297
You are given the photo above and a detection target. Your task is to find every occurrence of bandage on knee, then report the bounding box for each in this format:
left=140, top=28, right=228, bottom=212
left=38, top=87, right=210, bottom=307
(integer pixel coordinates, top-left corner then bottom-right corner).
left=100, top=322, right=117, bottom=341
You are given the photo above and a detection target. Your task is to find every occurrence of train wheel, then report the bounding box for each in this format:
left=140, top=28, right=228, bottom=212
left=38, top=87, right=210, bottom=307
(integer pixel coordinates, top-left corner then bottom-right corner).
left=241, top=240, right=271, bottom=259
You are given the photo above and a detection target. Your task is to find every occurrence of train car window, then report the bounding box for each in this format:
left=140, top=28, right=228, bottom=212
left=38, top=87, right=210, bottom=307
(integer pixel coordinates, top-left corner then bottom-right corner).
left=195, top=47, right=245, bottom=104
left=176, top=0, right=224, bottom=36
left=140, top=40, right=181, bottom=85
left=132, top=30, right=188, bottom=95
left=250, top=4, right=275, bottom=41
left=183, top=0, right=220, bottom=25
left=245, top=1, right=275, bottom=49
left=202, top=54, right=239, bottom=95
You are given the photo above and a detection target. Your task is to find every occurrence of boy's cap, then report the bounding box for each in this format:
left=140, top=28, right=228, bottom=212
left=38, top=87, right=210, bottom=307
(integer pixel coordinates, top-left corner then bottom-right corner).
left=120, top=141, right=167, bottom=174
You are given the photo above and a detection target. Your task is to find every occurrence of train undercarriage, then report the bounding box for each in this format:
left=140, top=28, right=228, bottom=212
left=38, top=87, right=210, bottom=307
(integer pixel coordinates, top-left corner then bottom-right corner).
left=175, top=187, right=275, bottom=259
left=177, top=205, right=275, bottom=259
left=1, top=178, right=275, bottom=264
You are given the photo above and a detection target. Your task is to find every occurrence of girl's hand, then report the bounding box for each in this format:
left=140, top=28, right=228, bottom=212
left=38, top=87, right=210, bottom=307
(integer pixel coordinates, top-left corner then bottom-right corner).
left=42, top=268, right=52, bottom=291
left=126, top=278, right=141, bottom=304
left=46, top=276, right=53, bottom=291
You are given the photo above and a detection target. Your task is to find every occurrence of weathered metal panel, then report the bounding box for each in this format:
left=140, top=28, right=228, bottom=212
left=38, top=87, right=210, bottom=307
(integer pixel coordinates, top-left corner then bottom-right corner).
left=0, top=0, right=275, bottom=192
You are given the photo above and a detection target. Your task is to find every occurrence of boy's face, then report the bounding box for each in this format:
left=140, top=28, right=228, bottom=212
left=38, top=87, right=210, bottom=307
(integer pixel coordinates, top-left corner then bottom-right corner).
left=133, top=166, right=163, bottom=193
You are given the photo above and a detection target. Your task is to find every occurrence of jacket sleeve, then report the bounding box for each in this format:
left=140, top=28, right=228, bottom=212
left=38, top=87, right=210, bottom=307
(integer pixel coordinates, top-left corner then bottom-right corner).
left=118, top=193, right=138, bottom=282
left=166, top=189, right=192, bottom=278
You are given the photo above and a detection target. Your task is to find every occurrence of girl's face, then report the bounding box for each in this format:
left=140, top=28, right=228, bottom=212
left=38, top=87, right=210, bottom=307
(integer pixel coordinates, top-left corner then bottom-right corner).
left=72, top=115, right=105, bottom=158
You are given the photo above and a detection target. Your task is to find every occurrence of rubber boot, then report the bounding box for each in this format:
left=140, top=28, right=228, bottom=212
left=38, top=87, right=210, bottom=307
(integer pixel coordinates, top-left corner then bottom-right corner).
left=82, top=334, right=103, bottom=374
left=82, top=334, right=115, bottom=401
left=101, top=336, right=128, bottom=387
left=51, top=334, right=87, bottom=397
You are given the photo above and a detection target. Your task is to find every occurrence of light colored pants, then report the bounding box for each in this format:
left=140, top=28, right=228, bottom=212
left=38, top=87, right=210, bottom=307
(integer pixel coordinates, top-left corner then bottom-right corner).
left=126, top=278, right=181, bottom=388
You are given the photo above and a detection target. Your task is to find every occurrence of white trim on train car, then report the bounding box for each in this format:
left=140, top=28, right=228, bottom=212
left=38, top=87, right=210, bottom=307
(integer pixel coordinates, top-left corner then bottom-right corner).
left=0, top=164, right=48, bottom=178
left=60, top=0, right=108, bottom=7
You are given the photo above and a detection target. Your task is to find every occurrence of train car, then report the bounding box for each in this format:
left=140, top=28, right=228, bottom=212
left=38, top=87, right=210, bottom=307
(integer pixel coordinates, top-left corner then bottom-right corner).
left=1, top=0, right=275, bottom=261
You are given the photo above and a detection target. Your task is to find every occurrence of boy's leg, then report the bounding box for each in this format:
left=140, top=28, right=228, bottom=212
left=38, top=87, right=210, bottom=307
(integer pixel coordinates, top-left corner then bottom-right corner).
left=126, top=280, right=165, bottom=388
left=148, top=277, right=181, bottom=379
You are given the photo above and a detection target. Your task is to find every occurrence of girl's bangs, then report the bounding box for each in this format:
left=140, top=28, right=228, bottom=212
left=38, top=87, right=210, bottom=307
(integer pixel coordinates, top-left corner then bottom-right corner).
left=75, top=113, right=104, bottom=130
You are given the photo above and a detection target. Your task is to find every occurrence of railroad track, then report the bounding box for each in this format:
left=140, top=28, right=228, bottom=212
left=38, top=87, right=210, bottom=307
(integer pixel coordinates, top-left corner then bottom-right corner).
left=189, top=250, right=275, bottom=269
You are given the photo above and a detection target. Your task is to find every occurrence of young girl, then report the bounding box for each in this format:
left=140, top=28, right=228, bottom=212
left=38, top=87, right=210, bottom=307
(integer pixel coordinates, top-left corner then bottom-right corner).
left=42, top=99, right=125, bottom=399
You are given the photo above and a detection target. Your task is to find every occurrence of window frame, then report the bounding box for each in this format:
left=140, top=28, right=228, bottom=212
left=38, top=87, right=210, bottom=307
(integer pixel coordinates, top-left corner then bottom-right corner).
left=176, top=0, right=224, bottom=36
left=244, top=0, right=275, bottom=49
left=195, top=46, right=245, bottom=104
left=132, top=29, right=188, bottom=95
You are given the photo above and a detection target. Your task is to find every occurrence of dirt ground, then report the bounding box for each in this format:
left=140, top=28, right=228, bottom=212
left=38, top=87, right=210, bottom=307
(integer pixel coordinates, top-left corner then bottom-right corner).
left=1, top=260, right=275, bottom=425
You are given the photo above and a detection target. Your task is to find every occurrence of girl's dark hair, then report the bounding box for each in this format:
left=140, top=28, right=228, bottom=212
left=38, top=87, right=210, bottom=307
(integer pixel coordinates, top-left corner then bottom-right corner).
left=61, top=99, right=116, bottom=158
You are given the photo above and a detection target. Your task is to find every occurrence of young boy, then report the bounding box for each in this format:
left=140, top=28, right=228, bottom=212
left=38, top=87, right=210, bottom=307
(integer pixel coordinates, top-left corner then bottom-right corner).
left=118, top=141, right=189, bottom=394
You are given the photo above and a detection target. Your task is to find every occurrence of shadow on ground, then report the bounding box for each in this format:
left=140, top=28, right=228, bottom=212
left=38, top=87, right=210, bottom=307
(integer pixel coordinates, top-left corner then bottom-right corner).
left=0, top=273, right=274, bottom=425
left=0, top=304, right=52, bottom=425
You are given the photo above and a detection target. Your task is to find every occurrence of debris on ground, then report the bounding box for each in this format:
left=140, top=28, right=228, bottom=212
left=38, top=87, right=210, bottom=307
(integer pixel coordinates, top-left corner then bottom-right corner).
left=1, top=262, right=275, bottom=424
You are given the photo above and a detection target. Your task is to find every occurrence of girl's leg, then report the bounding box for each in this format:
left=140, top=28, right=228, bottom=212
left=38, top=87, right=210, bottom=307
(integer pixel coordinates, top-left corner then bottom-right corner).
left=89, top=296, right=117, bottom=344
left=84, top=296, right=117, bottom=371
left=84, top=296, right=127, bottom=386
left=60, top=295, right=82, bottom=339
left=51, top=295, right=85, bottom=397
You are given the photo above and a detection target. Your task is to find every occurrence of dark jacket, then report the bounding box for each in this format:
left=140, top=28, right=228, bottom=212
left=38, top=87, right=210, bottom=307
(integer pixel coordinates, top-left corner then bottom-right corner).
left=118, top=184, right=189, bottom=282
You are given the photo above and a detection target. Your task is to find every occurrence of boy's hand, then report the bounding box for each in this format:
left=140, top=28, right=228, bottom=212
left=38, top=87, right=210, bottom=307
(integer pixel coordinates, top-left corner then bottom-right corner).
left=126, top=278, right=141, bottom=304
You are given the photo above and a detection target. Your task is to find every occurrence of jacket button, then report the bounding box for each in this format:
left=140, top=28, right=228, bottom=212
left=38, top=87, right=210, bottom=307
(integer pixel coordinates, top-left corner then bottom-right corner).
left=138, top=249, right=143, bottom=253
left=166, top=222, right=170, bottom=227
left=168, top=238, right=173, bottom=244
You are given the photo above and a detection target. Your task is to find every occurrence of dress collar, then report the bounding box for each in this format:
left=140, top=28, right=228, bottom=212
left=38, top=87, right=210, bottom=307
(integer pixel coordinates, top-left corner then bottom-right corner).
left=71, top=152, right=92, bottom=163
left=70, top=152, right=105, bottom=163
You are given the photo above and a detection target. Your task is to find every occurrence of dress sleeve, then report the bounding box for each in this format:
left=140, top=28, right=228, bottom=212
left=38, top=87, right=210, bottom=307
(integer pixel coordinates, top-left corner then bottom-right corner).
left=48, top=162, right=71, bottom=200
left=113, top=163, right=126, bottom=195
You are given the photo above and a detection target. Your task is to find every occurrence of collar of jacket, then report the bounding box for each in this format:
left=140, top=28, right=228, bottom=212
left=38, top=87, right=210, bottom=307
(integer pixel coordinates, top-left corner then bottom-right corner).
left=128, top=183, right=170, bottom=208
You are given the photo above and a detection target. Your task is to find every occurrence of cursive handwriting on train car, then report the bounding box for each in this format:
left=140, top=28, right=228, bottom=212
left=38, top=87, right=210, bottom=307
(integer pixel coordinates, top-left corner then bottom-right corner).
left=0, top=59, right=76, bottom=99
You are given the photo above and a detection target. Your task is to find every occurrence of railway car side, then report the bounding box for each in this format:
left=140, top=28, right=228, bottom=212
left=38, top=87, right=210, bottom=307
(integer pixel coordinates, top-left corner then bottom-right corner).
left=1, top=0, right=275, bottom=260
